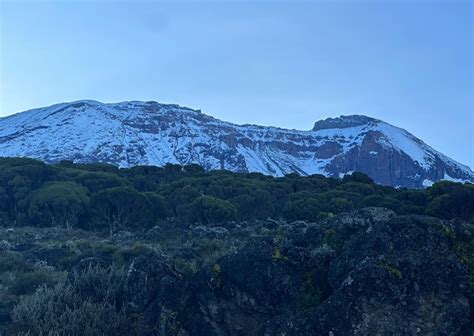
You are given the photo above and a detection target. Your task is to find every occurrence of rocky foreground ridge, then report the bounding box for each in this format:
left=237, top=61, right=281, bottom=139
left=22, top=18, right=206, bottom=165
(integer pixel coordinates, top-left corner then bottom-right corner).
left=1, top=208, right=472, bottom=335
left=0, top=100, right=472, bottom=188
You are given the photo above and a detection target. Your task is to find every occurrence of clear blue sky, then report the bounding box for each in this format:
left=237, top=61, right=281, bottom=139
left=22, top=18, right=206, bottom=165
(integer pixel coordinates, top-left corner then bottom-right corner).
left=0, top=0, right=472, bottom=168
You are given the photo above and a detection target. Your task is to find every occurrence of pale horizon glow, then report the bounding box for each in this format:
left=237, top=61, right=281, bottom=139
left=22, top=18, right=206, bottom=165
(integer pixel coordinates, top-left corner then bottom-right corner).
left=0, top=0, right=472, bottom=168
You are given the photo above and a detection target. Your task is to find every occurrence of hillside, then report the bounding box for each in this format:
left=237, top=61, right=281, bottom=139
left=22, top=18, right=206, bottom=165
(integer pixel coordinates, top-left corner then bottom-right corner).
left=0, top=158, right=473, bottom=335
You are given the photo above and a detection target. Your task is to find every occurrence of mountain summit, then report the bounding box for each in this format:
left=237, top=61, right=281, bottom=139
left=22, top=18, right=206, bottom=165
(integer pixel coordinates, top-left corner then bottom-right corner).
left=312, top=115, right=379, bottom=131
left=0, top=100, right=472, bottom=188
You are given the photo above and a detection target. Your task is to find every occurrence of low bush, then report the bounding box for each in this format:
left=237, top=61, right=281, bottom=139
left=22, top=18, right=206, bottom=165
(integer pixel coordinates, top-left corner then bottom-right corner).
left=12, top=265, right=128, bottom=336
left=10, top=271, right=55, bottom=296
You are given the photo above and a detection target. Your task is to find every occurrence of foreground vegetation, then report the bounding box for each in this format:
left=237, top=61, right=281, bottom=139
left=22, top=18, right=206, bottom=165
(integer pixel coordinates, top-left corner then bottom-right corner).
left=0, top=157, right=473, bottom=335
left=0, top=157, right=473, bottom=231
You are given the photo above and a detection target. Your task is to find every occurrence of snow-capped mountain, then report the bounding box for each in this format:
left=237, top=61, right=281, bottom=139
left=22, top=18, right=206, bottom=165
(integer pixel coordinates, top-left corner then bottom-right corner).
left=0, top=100, right=472, bottom=188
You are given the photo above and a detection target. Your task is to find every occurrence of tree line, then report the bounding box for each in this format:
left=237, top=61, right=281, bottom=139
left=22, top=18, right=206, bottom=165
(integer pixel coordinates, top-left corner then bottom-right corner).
left=0, top=157, right=472, bottom=232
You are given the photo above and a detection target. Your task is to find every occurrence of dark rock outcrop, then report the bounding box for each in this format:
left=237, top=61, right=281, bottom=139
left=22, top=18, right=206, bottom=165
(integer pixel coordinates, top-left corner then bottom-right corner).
left=312, top=115, right=378, bottom=131
left=174, top=208, right=472, bottom=335
left=104, top=208, right=471, bottom=335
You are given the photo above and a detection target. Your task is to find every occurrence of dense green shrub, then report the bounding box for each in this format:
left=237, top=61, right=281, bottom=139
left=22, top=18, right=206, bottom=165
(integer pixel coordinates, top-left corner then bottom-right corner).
left=27, top=182, right=89, bottom=228
left=192, top=195, right=238, bottom=224
left=90, top=187, right=154, bottom=231
left=427, top=183, right=474, bottom=221
left=284, top=196, right=323, bottom=222
left=74, top=171, right=128, bottom=193
left=0, top=157, right=472, bottom=230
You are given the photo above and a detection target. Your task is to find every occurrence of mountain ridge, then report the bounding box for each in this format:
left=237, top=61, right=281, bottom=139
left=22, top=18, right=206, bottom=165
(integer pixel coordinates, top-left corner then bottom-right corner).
left=0, top=100, right=472, bottom=188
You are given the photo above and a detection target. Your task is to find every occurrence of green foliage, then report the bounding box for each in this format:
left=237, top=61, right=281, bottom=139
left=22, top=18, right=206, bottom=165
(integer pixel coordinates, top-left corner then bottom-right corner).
left=297, top=272, right=322, bottom=310
left=337, top=182, right=376, bottom=197
left=427, top=183, right=474, bottom=221
left=192, top=195, right=237, bottom=224
left=146, top=192, right=167, bottom=219
left=212, top=263, right=222, bottom=288
left=454, top=240, right=474, bottom=285
left=446, top=224, right=474, bottom=285
left=196, top=238, right=232, bottom=264
left=272, top=247, right=289, bottom=262
left=383, top=264, right=403, bottom=279
left=90, top=187, right=153, bottom=231
left=163, top=184, right=202, bottom=220
left=112, top=241, right=152, bottom=265
left=395, top=189, right=428, bottom=207
left=28, top=182, right=89, bottom=228
left=0, top=251, right=32, bottom=272
left=322, top=228, right=343, bottom=250
left=183, top=164, right=206, bottom=175
left=10, top=271, right=55, bottom=295
left=363, top=195, right=403, bottom=212
left=0, top=157, right=473, bottom=232
left=342, top=172, right=374, bottom=184
left=174, top=258, right=199, bottom=275
left=329, top=198, right=354, bottom=213
left=284, top=194, right=323, bottom=222
left=11, top=265, right=129, bottom=336
left=74, top=171, right=128, bottom=193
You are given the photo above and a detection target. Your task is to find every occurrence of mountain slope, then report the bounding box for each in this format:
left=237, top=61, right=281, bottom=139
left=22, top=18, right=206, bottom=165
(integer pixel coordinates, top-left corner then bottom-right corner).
left=0, top=100, right=472, bottom=188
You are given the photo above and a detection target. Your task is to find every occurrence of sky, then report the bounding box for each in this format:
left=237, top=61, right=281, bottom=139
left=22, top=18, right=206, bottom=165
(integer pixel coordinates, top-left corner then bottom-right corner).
left=0, top=0, right=473, bottom=168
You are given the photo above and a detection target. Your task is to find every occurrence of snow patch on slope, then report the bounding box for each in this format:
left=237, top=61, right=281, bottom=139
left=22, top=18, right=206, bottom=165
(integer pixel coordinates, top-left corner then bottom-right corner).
left=0, top=100, right=473, bottom=188
left=443, top=173, right=470, bottom=184
left=375, top=123, right=432, bottom=169
left=422, top=179, right=434, bottom=187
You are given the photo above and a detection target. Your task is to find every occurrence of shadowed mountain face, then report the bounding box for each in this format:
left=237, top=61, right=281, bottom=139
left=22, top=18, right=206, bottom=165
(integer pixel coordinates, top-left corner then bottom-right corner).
left=0, top=100, right=472, bottom=188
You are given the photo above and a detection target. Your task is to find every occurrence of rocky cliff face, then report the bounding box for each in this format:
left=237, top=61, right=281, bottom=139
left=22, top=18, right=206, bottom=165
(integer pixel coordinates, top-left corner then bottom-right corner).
left=0, top=100, right=472, bottom=188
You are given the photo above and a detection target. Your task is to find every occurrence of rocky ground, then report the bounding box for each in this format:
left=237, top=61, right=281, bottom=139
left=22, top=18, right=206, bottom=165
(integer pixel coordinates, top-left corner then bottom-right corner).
left=0, top=207, right=472, bottom=335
